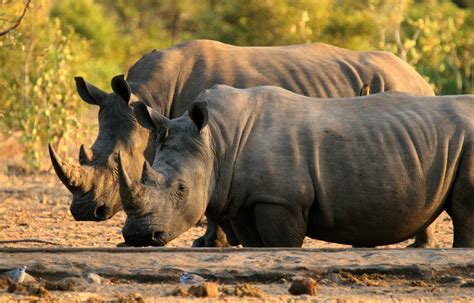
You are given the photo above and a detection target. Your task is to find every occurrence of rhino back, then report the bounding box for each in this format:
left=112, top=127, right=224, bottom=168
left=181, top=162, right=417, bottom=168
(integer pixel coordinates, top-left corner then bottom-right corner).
left=202, top=86, right=472, bottom=246
left=126, top=40, right=434, bottom=118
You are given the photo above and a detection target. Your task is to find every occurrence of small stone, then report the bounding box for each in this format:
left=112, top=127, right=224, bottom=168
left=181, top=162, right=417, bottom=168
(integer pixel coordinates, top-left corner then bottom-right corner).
left=169, top=286, right=189, bottom=297
left=438, top=275, right=465, bottom=284
left=28, top=285, right=49, bottom=297
left=460, top=281, right=474, bottom=288
left=55, top=277, right=87, bottom=291
left=289, top=277, right=318, bottom=296
left=117, top=292, right=145, bottom=303
left=180, top=272, right=206, bottom=285
left=234, top=283, right=264, bottom=298
left=40, top=195, right=49, bottom=204
left=188, top=282, right=219, bottom=297
left=85, top=272, right=102, bottom=284
left=0, top=277, right=12, bottom=288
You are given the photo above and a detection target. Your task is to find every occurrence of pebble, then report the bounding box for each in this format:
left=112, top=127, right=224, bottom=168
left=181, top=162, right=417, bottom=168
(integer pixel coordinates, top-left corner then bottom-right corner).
left=85, top=272, right=102, bottom=284
left=288, top=277, right=318, bottom=295
left=179, top=272, right=206, bottom=285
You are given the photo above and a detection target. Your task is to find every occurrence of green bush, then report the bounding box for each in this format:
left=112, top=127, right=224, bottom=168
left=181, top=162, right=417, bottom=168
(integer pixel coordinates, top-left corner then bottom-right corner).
left=0, top=1, right=95, bottom=169
left=0, top=0, right=472, bottom=170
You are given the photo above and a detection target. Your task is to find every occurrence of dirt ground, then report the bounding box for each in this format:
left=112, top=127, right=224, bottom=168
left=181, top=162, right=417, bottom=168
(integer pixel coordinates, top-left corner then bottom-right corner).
left=0, top=170, right=472, bottom=302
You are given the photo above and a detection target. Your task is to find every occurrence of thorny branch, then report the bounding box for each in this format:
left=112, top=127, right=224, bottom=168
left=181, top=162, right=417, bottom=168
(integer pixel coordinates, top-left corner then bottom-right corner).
left=0, top=0, right=31, bottom=37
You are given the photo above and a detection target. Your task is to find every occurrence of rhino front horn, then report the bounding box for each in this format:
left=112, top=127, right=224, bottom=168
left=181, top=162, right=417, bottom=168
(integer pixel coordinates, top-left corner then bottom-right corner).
left=48, top=144, right=90, bottom=193
left=117, top=152, right=147, bottom=213
left=79, top=144, right=93, bottom=165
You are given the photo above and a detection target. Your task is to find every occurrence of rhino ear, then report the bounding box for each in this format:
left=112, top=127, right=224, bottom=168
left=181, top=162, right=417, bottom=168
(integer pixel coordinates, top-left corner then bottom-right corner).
left=189, top=102, right=208, bottom=132
left=75, top=77, right=108, bottom=106
left=133, top=101, right=169, bottom=131
left=111, top=74, right=131, bottom=104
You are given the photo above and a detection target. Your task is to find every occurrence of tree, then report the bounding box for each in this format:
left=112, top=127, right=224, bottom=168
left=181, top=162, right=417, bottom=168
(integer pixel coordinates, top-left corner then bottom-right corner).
left=0, top=0, right=30, bottom=36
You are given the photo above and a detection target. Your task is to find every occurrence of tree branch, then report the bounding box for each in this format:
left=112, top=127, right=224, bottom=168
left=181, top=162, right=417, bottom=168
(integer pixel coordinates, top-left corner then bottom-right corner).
left=0, top=0, right=31, bottom=37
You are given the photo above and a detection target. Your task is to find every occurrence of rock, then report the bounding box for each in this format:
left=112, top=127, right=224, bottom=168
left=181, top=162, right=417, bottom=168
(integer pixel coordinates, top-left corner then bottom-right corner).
left=0, top=277, right=12, bottom=288
left=179, top=272, right=206, bottom=285
left=234, top=283, right=264, bottom=298
left=438, top=275, right=465, bottom=284
left=460, top=281, right=474, bottom=288
left=169, top=286, right=189, bottom=297
left=85, top=272, right=102, bottom=284
left=55, top=277, right=87, bottom=291
left=116, top=292, right=145, bottom=303
left=289, top=277, right=318, bottom=296
left=188, top=282, right=219, bottom=298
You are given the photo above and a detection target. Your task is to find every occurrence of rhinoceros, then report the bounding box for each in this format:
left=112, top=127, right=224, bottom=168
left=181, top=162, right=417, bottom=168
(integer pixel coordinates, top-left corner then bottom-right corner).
left=118, top=85, right=473, bottom=248
left=48, top=39, right=435, bottom=247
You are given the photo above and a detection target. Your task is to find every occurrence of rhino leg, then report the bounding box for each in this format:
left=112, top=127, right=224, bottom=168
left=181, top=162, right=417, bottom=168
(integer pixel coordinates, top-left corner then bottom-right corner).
left=449, top=151, right=474, bottom=248
left=230, top=209, right=265, bottom=247
left=252, top=199, right=306, bottom=247
left=192, top=219, right=233, bottom=247
left=219, top=219, right=240, bottom=246
left=407, top=222, right=438, bottom=248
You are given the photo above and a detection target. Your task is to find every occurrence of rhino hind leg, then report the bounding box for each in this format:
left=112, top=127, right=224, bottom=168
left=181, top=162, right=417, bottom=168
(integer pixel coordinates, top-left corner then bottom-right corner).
left=406, top=223, right=439, bottom=248
left=448, top=150, right=474, bottom=248
left=252, top=200, right=306, bottom=247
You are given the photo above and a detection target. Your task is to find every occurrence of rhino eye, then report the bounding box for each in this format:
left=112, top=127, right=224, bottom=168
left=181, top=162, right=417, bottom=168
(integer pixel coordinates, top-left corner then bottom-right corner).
left=175, top=181, right=188, bottom=198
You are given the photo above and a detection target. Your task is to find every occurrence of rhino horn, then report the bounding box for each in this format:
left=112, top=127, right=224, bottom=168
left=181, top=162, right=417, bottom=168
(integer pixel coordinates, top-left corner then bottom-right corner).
left=141, top=160, right=164, bottom=184
left=79, top=144, right=93, bottom=165
left=117, top=152, right=147, bottom=213
left=48, top=144, right=91, bottom=193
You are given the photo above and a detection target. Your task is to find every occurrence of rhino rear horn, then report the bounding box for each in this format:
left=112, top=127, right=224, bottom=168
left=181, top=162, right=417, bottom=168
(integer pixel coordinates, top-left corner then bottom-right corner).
left=111, top=74, right=131, bottom=104
left=79, top=144, right=93, bottom=165
left=117, top=152, right=147, bottom=213
left=141, top=160, right=165, bottom=185
left=48, top=144, right=91, bottom=193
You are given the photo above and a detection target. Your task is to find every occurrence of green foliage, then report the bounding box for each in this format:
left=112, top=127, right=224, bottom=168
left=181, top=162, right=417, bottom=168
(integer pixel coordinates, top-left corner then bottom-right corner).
left=0, top=1, right=94, bottom=169
left=402, top=2, right=473, bottom=94
left=0, top=0, right=472, bottom=170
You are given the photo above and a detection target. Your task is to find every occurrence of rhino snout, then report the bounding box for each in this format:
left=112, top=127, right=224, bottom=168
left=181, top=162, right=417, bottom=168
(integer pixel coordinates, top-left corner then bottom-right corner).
left=70, top=202, right=113, bottom=221
left=122, top=230, right=166, bottom=247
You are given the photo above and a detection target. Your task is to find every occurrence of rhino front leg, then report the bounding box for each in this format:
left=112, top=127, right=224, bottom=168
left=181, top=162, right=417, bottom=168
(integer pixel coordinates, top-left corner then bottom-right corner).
left=192, top=218, right=230, bottom=247
left=252, top=197, right=306, bottom=247
left=407, top=222, right=438, bottom=248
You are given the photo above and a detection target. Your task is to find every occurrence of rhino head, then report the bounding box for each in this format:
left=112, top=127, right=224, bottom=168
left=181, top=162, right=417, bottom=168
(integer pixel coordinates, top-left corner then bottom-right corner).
left=118, top=102, right=211, bottom=246
left=49, top=75, right=154, bottom=221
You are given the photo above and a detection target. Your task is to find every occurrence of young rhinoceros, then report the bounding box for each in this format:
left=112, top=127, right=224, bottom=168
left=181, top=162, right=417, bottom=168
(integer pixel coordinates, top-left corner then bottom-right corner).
left=48, top=40, right=436, bottom=247
left=118, top=85, right=474, bottom=248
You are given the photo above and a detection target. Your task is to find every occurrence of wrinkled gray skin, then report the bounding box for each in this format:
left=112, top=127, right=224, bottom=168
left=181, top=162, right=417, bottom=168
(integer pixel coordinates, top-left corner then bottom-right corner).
left=48, top=40, right=435, bottom=246
left=120, top=86, right=474, bottom=248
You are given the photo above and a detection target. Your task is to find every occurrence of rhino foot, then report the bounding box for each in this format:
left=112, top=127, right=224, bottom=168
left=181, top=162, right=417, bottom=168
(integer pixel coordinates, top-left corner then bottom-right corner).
left=406, top=240, right=440, bottom=248
left=192, top=220, right=231, bottom=247
left=406, top=224, right=439, bottom=248
left=192, top=236, right=206, bottom=247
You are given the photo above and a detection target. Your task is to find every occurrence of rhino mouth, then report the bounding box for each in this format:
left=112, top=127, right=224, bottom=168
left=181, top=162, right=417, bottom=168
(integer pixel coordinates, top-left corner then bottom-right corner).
left=122, top=224, right=168, bottom=247
left=122, top=231, right=167, bottom=247
left=69, top=189, right=117, bottom=221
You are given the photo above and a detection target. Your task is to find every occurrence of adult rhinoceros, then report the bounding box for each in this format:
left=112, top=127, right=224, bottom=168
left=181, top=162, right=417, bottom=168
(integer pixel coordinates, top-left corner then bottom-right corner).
left=48, top=39, right=435, bottom=247
left=119, top=86, right=473, bottom=248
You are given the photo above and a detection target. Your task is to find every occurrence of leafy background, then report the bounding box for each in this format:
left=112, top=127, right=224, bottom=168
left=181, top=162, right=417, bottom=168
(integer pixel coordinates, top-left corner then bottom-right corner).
left=0, top=0, right=472, bottom=170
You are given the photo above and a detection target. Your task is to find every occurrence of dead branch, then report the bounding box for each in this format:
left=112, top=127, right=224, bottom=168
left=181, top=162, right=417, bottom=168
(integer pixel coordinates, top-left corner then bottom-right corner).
left=0, top=239, right=61, bottom=246
left=0, top=0, right=31, bottom=37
